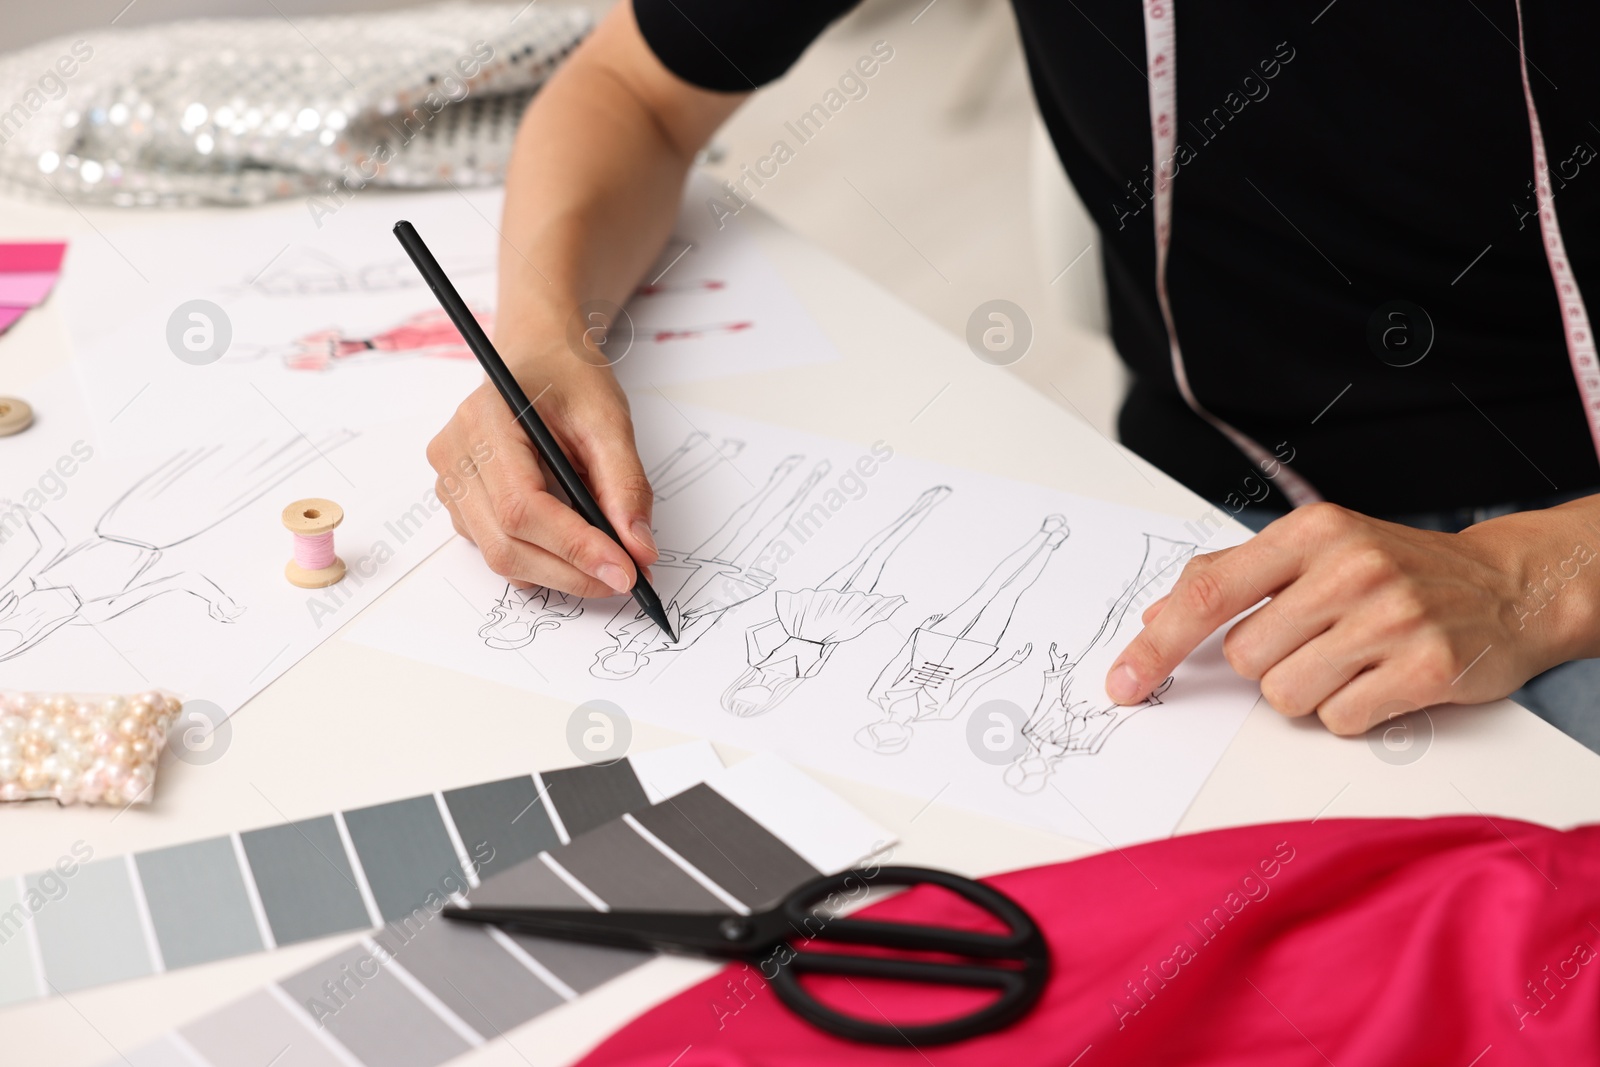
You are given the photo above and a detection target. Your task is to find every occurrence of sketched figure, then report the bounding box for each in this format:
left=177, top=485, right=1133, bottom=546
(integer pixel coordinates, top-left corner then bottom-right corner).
left=591, top=455, right=830, bottom=680
left=648, top=431, right=745, bottom=502
left=0, top=433, right=355, bottom=662
left=476, top=432, right=744, bottom=652
left=722, top=486, right=952, bottom=718
left=478, top=586, right=585, bottom=650
left=857, top=515, right=1069, bottom=755
left=273, top=308, right=492, bottom=372
left=1003, top=534, right=1199, bottom=795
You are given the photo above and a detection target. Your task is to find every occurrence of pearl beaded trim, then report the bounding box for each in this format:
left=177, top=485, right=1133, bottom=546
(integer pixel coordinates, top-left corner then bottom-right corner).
left=0, top=691, right=180, bottom=807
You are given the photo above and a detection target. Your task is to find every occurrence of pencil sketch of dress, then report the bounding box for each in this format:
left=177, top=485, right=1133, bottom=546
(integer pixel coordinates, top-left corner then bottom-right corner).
left=476, top=431, right=745, bottom=651
left=0, top=432, right=354, bottom=662
left=1003, top=534, right=1199, bottom=794
left=721, top=486, right=952, bottom=717
left=857, top=515, right=1069, bottom=755
left=590, top=454, right=829, bottom=680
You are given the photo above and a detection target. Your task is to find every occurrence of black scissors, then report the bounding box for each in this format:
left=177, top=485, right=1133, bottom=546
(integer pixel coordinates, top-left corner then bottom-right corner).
left=443, top=865, right=1049, bottom=1046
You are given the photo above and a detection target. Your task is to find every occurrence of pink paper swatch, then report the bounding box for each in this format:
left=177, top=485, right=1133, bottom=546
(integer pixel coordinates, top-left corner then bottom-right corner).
left=0, top=272, right=59, bottom=305
left=0, top=242, right=66, bottom=273
left=0, top=241, right=66, bottom=338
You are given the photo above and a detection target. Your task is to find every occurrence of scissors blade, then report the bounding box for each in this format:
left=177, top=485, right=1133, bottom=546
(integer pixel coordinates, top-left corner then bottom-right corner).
left=442, top=905, right=778, bottom=958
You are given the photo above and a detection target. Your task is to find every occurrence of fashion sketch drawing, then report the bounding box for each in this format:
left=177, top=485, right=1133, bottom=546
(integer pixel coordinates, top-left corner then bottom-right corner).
left=721, top=486, right=952, bottom=717
left=231, top=307, right=491, bottom=373
left=857, top=514, right=1069, bottom=755
left=0, top=432, right=354, bottom=661
left=590, top=453, right=830, bottom=680
left=476, top=431, right=745, bottom=652
left=1003, top=534, right=1200, bottom=794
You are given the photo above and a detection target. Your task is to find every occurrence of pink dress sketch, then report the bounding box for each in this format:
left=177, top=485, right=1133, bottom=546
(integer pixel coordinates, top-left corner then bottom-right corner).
left=0, top=433, right=354, bottom=661
left=857, top=515, right=1069, bottom=755
left=1003, top=534, right=1198, bottom=794
left=722, top=486, right=952, bottom=717
left=244, top=243, right=751, bottom=371
left=264, top=305, right=750, bottom=374
left=278, top=308, right=490, bottom=372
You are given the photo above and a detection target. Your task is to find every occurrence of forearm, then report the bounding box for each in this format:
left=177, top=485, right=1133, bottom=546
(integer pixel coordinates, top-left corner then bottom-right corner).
left=493, top=4, right=742, bottom=374
left=1471, top=492, right=1600, bottom=664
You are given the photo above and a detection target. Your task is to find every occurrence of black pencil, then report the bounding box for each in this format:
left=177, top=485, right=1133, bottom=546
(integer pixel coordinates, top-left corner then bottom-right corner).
left=393, top=220, right=677, bottom=642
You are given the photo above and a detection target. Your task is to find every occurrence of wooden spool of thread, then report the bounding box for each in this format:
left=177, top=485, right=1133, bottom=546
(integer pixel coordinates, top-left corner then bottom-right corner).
left=282, top=498, right=346, bottom=589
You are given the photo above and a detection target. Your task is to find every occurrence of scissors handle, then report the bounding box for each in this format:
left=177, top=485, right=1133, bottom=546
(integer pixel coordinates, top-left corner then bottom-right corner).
left=766, top=866, right=1050, bottom=1046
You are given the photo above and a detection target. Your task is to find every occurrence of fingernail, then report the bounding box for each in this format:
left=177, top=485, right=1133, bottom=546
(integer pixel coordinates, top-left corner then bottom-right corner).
left=1107, top=663, right=1141, bottom=704
left=631, top=520, right=657, bottom=554
left=596, top=563, right=631, bottom=595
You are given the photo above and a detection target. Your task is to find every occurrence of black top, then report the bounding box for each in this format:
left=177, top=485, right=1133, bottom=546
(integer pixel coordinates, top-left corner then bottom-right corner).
left=634, top=0, right=1600, bottom=514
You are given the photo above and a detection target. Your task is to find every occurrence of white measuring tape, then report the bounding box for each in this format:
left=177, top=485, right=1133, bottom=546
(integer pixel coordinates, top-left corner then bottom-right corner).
left=1139, top=0, right=1600, bottom=506
left=1512, top=0, right=1600, bottom=458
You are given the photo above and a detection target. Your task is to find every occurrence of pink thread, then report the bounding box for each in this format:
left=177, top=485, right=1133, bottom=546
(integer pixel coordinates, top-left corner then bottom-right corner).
left=292, top=532, right=337, bottom=570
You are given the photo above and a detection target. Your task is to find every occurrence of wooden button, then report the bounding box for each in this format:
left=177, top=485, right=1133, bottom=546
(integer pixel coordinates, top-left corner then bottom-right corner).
left=0, top=397, right=33, bottom=436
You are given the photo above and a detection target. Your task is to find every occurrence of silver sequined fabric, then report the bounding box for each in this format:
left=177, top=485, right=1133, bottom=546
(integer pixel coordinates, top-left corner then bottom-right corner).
left=0, top=3, right=591, bottom=207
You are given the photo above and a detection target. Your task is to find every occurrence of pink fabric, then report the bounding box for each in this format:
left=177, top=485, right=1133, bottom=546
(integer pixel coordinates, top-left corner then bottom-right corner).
left=577, top=817, right=1600, bottom=1067
left=0, top=242, right=66, bottom=273
left=0, top=307, right=23, bottom=334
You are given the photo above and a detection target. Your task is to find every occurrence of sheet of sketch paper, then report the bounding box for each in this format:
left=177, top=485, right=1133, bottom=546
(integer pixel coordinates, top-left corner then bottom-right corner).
left=349, top=398, right=1259, bottom=846
left=0, top=372, right=454, bottom=719
left=59, top=172, right=842, bottom=441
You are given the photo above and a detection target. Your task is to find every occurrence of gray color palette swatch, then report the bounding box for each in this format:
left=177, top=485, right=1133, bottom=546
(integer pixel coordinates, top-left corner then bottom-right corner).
left=107, top=760, right=883, bottom=1067
left=28, top=859, right=153, bottom=993
left=342, top=795, right=465, bottom=922
left=384, top=917, right=568, bottom=1034
left=240, top=816, right=373, bottom=946
left=554, top=819, right=726, bottom=911
left=631, top=784, right=820, bottom=909
left=441, top=774, right=562, bottom=880
left=0, top=754, right=663, bottom=1008
left=540, top=760, right=650, bottom=838
left=135, top=837, right=264, bottom=969
left=280, top=944, right=473, bottom=1067
left=180, top=988, right=347, bottom=1067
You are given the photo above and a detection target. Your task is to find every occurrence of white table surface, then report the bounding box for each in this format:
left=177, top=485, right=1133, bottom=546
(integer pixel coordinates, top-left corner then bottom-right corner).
left=4, top=189, right=1599, bottom=1067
